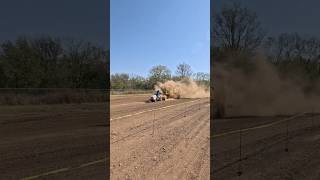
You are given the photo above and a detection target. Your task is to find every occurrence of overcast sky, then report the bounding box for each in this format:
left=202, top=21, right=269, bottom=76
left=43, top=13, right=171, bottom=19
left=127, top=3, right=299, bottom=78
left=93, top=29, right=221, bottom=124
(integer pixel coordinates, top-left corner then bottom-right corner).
left=0, top=0, right=109, bottom=48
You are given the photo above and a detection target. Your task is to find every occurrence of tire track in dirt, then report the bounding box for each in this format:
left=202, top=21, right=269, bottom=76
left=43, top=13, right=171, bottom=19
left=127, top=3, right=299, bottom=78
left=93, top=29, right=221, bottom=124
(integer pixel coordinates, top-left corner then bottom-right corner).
left=212, top=115, right=320, bottom=180
left=111, top=99, right=210, bottom=179
left=0, top=103, right=108, bottom=179
left=155, top=112, right=209, bottom=179
left=111, top=99, right=200, bottom=121
left=110, top=101, right=206, bottom=177
left=111, top=100, right=208, bottom=144
left=111, top=102, right=208, bottom=167
left=144, top=104, right=209, bottom=178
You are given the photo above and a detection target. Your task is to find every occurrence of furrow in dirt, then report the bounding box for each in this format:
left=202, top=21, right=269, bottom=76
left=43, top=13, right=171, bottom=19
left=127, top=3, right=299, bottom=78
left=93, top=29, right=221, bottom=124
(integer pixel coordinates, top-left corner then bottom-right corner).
left=212, top=115, right=320, bottom=180
left=110, top=99, right=210, bottom=179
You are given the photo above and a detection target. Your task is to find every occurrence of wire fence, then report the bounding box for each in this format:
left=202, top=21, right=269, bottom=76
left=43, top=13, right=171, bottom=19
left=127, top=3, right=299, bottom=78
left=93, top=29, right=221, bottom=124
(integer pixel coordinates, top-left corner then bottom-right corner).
left=212, top=111, right=320, bottom=177
left=110, top=89, right=153, bottom=95
left=111, top=99, right=208, bottom=144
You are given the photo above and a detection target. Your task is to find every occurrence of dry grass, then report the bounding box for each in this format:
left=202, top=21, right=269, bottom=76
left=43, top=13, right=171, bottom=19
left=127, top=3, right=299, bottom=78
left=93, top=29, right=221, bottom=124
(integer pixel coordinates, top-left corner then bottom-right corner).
left=110, top=89, right=153, bottom=95
left=0, top=89, right=107, bottom=105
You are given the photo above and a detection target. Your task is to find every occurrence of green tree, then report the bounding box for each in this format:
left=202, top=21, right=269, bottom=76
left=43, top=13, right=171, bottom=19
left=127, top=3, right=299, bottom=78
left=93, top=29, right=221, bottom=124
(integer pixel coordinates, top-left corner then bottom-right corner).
left=129, top=75, right=148, bottom=89
left=110, top=73, right=129, bottom=89
left=148, top=65, right=171, bottom=88
left=0, top=36, right=108, bottom=89
left=1, top=37, right=42, bottom=88
left=31, top=36, right=63, bottom=87
left=62, top=39, right=107, bottom=88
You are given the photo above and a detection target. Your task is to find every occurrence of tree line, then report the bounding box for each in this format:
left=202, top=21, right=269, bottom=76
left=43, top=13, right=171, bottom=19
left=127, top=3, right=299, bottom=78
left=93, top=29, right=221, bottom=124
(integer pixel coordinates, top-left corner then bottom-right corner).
left=0, top=36, right=109, bottom=89
left=111, top=63, right=210, bottom=90
left=212, top=2, right=320, bottom=83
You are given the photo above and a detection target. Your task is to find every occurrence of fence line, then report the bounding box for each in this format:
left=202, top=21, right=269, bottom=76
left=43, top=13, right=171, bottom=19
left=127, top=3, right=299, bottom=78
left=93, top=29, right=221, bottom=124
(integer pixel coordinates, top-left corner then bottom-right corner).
left=212, top=111, right=319, bottom=177
left=111, top=100, right=207, bottom=144
left=212, top=112, right=306, bottom=139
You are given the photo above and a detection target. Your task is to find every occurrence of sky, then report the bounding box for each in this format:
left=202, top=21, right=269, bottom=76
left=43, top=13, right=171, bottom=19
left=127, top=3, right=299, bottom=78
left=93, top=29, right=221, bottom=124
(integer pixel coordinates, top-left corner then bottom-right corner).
left=111, top=0, right=210, bottom=77
left=0, top=0, right=109, bottom=48
left=213, top=0, right=320, bottom=37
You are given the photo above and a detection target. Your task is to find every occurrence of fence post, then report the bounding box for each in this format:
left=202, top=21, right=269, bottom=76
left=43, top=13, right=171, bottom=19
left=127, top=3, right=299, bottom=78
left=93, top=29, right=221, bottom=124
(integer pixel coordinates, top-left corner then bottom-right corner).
left=312, top=108, right=314, bottom=129
left=184, top=103, right=187, bottom=117
left=237, top=126, right=243, bottom=176
left=153, top=111, right=155, bottom=137
left=285, top=118, right=289, bottom=152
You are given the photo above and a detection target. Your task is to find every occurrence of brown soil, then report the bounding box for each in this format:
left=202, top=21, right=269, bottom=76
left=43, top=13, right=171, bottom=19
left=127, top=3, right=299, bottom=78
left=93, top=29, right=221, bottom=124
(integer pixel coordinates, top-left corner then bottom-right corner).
left=111, top=95, right=210, bottom=179
left=212, top=113, right=320, bottom=180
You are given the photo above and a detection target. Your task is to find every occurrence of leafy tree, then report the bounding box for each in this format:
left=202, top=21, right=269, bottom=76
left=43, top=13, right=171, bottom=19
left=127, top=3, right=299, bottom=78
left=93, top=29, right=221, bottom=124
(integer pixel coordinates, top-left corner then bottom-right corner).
left=148, top=65, right=171, bottom=87
left=31, top=36, right=63, bottom=87
left=128, top=75, right=148, bottom=89
left=1, top=37, right=42, bottom=88
left=0, top=36, right=108, bottom=89
left=110, top=73, right=129, bottom=89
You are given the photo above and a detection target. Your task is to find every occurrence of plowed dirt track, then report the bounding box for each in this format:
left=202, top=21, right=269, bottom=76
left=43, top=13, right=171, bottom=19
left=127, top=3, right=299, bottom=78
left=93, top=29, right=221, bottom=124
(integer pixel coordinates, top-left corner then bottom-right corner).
left=110, top=94, right=210, bottom=179
left=212, top=112, right=320, bottom=180
left=0, top=94, right=209, bottom=179
left=0, top=102, right=108, bottom=179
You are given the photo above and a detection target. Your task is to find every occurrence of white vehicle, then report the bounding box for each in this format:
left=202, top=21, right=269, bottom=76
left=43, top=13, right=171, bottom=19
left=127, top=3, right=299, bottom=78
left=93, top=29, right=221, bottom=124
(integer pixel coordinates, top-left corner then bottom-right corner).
left=150, top=90, right=166, bottom=102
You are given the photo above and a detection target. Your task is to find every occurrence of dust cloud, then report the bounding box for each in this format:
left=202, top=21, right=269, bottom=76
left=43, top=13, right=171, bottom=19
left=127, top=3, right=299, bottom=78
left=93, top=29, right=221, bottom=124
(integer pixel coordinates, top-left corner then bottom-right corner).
left=155, top=79, right=209, bottom=99
left=213, top=55, right=320, bottom=116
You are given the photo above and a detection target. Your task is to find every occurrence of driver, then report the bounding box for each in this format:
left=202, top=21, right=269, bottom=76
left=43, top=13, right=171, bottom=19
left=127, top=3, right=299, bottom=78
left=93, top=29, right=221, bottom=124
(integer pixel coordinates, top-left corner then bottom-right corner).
left=155, top=90, right=160, bottom=97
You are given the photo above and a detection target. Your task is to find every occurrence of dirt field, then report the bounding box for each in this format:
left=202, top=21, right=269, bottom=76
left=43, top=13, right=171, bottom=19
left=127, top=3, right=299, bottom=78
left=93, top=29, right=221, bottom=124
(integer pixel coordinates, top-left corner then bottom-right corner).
left=212, top=112, right=320, bottom=180
left=0, top=103, right=108, bottom=179
left=110, top=94, right=210, bottom=179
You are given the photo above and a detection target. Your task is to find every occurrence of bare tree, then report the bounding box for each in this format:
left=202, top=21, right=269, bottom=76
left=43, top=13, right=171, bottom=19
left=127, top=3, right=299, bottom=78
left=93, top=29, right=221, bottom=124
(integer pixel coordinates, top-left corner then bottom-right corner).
left=213, top=3, right=265, bottom=54
left=193, top=72, right=209, bottom=81
left=265, top=33, right=320, bottom=63
left=264, top=32, right=320, bottom=80
left=176, top=63, right=192, bottom=79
